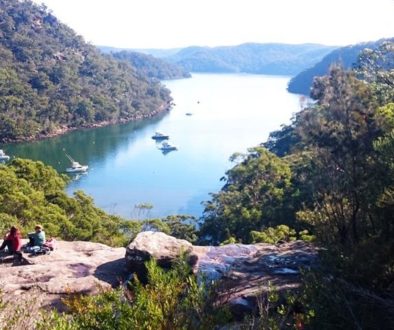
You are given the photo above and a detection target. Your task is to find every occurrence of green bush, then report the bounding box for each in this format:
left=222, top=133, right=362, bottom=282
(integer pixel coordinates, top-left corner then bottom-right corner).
left=250, top=225, right=315, bottom=244
left=38, top=258, right=231, bottom=330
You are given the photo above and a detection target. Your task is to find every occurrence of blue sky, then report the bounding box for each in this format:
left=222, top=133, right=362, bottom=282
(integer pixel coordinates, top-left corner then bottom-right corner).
left=33, top=0, right=394, bottom=48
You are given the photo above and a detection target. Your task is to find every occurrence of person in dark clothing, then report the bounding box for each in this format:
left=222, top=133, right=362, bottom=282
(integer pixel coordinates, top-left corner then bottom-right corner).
left=0, top=226, right=22, bottom=254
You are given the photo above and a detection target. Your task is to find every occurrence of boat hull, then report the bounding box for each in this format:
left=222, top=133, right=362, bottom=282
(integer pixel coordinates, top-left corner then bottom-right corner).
left=66, top=166, right=89, bottom=173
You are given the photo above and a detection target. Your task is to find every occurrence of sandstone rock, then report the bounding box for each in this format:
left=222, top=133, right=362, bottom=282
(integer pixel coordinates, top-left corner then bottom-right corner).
left=126, top=232, right=318, bottom=317
left=125, top=231, right=196, bottom=281
left=0, top=240, right=126, bottom=311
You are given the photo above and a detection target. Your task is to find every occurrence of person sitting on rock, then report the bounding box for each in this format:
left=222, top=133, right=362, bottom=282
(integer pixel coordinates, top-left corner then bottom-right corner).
left=26, top=225, right=46, bottom=253
left=0, top=226, right=22, bottom=254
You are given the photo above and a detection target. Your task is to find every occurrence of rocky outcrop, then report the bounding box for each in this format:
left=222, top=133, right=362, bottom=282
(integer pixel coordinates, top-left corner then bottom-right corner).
left=0, top=232, right=318, bottom=325
left=125, top=231, right=196, bottom=282
left=126, top=231, right=318, bottom=316
left=0, top=240, right=126, bottom=309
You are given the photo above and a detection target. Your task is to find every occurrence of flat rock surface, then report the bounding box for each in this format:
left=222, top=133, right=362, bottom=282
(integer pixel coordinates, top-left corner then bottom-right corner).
left=0, top=240, right=126, bottom=309
left=126, top=232, right=318, bottom=315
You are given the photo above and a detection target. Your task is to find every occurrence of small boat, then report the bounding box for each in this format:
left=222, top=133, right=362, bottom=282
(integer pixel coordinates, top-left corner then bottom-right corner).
left=158, top=141, right=177, bottom=151
left=65, top=154, right=88, bottom=173
left=151, top=132, right=169, bottom=140
left=0, top=149, right=10, bottom=161
left=185, top=113, right=193, bottom=116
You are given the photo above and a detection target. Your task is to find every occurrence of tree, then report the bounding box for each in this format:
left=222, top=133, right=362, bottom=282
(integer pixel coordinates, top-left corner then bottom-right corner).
left=296, top=66, right=386, bottom=246
left=200, top=147, right=293, bottom=244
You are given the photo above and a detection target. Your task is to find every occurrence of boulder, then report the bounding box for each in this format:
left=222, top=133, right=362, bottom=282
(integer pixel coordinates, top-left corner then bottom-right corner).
left=125, top=231, right=196, bottom=282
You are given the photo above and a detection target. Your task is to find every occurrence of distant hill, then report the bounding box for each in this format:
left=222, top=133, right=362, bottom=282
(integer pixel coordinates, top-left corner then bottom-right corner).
left=99, top=46, right=182, bottom=58
left=162, top=43, right=337, bottom=75
left=287, top=38, right=394, bottom=95
left=111, top=51, right=191, bottom=80
left=102, top=43, right=337, bottom=76
left=0, top=0, right=171, bottom=143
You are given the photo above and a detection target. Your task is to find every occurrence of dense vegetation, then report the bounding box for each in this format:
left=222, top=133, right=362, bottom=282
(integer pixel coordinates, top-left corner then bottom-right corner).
left=162, top=43, right=336, bottom=75
left=287, top=38, right=394, bottom=95
left=0, top=0, right=171, bottom=143
left=0, top=158, right=133, bottom=246
left=36, top=258, right=231, bottom=330
left=0, top=158, right=200, bottom=247
left=111, top=50, right=191, bottom=80
left=199, top=41, right=394, bottom=328
left=0, top=1, right=393, bottom=325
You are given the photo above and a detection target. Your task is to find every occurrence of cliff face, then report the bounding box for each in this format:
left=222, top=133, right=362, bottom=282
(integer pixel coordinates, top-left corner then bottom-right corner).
left=0, top=232, right=318, bottom=327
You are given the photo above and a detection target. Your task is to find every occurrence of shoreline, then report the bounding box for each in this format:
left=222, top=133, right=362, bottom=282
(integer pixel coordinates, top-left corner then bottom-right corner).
left=1, top=101, right=172, bottom=145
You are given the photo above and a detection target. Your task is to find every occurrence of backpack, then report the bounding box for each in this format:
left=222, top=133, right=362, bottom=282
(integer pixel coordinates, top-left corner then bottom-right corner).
left=43, top=238, right=56, bottom=251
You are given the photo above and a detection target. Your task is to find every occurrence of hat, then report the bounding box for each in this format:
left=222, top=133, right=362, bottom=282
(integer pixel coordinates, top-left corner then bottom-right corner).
left=35, top=225, right=43, bottom=230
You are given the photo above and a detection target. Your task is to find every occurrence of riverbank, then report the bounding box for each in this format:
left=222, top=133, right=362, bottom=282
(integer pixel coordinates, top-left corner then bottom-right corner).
left=0, top=101, right=173, bottom=145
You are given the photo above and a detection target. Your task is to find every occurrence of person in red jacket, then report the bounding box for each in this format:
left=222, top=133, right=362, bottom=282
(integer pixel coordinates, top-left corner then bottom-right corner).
left=0, top=226, right=22, bottom=254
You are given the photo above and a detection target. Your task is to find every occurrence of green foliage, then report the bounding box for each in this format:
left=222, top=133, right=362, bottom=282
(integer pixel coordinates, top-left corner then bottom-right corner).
left=287, top=38, right=393, bottom=95
left=133, top=215, right=198, bottom=243
left=201, top=54, right=394, bottom=328
left=0, top=158, right=129, bottom=245
left=299, top=269, right=394, bottom=330
left=112, top=51, right=191, bottom=80
left=355, top=41, right=394, bottom=104
left=0, top=0, right=171, bottom=142
left=200, top=147, right=294, bottom=244
left=250, top=225, right=315, bottom=244
left=39, top=258, right=230, bottom=330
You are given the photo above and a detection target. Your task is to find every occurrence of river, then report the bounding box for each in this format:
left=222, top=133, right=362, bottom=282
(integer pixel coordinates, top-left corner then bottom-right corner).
left=3, top=73, right=301, bottom=219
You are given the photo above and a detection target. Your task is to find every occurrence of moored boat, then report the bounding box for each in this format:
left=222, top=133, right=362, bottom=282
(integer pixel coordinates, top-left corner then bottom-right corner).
left=151, top=132, right=169, bottom=140
left=158, top=141, right=177, bottom=151
left=65, top=153, right=88, bottom=173
left=0, top=149, right=10, bottom=161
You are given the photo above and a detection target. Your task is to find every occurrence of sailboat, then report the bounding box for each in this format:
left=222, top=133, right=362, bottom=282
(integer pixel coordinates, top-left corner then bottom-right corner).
left=65, top=153, right=88, bottom=173
left=0, top=149, right=10, bottom=161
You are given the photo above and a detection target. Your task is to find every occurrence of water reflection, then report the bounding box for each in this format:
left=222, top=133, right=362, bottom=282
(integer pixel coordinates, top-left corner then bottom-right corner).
left=3, top=113, right=167, bottom=173
left=2, top=74, right=301, bottom=218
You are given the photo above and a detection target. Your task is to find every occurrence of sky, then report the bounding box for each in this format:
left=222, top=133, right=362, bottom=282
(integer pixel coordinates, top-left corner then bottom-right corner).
left=32, top=0, right=394, bottom=49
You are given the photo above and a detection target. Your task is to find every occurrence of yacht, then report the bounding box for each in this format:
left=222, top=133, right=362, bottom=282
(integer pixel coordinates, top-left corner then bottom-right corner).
left=0, top=149, right=10, bottom=161
left=65, top=154, right=88, bottom=173
left=158, top=141, right=177, bottom=151
left=151, top=132, right=169, bottom=140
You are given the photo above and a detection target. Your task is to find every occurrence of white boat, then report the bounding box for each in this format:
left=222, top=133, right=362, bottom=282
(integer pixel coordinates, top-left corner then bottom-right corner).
left=65, top=154, right=88, bottom=173
left=0, top=149, right=10, bottom=161
left=159, top=141, right=177, bottom=151
left=151, top=132, right=169, bottom=140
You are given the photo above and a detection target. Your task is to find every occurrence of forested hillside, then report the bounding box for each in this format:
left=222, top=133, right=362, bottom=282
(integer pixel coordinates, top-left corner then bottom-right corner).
left=0, top=0, right=171, bottom=143
left=111, top=51, right=191, bottom=80
left=200, top=41, right=394, bottom=328
left=163, top=43, right=337, bottom=75
left=287, top=38, right=394, bottom=95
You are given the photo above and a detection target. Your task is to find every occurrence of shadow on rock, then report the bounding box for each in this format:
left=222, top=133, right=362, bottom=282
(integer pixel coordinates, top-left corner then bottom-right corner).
left=94, top=258, right=127, bottom=287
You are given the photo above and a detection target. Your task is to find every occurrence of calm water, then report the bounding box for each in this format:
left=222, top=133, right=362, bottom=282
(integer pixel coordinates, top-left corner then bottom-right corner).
left=3, top=74, right=301, bottom=218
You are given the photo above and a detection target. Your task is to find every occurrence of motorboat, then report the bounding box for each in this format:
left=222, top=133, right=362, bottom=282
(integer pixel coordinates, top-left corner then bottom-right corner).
left=185, top=113, right=193, bottom=116
left=65, top=154, right=88, bottom=173
left=151, top=132, right=169, bottom=140
left=158, top=141, right=177, bottom=151
left=0, top=149, right=10, bottom=161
